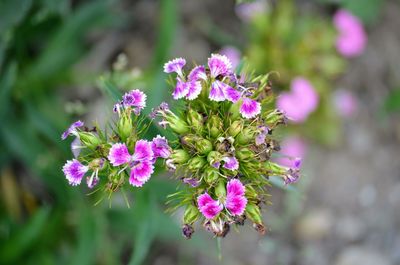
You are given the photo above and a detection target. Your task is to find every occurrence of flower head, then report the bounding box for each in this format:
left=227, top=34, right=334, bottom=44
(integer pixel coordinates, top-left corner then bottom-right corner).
left=108, top=143, right=132, bottom=167
left=122, top=89, right=147, bottom=114
left=208, top=54, right=232, bottom=78
left=151, top=135, right=171, bottom=159
left=61, top=120, right=84, bottom=140
left=164, top=58, right=186, bottom=77
left=197, top=193, right=223, bottom=219
left=63, top=159, right=88, bottom=186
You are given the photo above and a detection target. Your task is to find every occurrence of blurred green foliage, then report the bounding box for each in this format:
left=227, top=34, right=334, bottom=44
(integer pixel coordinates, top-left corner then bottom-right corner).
left=0, top=0, right=211, bottom=264
left=245, top=0, right=346, bottom=145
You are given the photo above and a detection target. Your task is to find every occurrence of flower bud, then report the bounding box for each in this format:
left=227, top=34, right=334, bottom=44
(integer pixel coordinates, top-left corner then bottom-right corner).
left=183, top=204, right=200, bottom=225
left=207, top=151, right=222, bottom=168
left=182, top=224, right=195, bottom=239
left=229, top=102, right=241, bottom=121
left=253, top=223, right=266, bottom=235
left=117, top=114, right=133, bottom=141
left=171, top=149, right=190, bottom=164
left=188, top=157, right=206, bottom=171
left=245, top=185, right=259, bottom=200
left=203, top=167, right=220, bottom=184
left=206, top=116, right=223, bottom=138
left=195, top=138, right=213, bottom=155
left=166, top=115, right=189, bottom=134
left=245, top=203, right=262, bottom=224
left=187, top=109, right=203, bottom=132
left=236, top=147, right=254, bottom=161
left=78, top=132, right=101, bottom=149
left=236, top=127, right=255, bottom=145
left=215, top=180, right=226, bottom=199
left=228, top=120, right=243, bottom=137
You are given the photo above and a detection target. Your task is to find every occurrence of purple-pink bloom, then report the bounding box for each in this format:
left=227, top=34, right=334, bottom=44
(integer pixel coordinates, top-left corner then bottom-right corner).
left=209, top=81, right=227, bottom=101
left=173, top=80, right=189, bottom=100
left=334, top=9, right=367, bottom=58
left=224, top=85, right=241, bottom=103
left=185, top=80, right=202, bottom=100
left=132, top=140, right=153, bottom=161
left=108, top=143, right=132, bottom=167
left=61, top=120, right=84, bottom=140
left=197, top=193, right=223, bottom=219
left=240, top=97, right=261, bottom=119
left=276, top=77, right=319, bottom=123
left=151, top=135, right=171, bottom=159
left=235, top=1, right=267, bottom=22
left=129, top=160, right=154, bottom=186
left=275, top=136, right=306, bottom=168
left=219, top=46, right=241, bottom=69
left=333, top=89, right=358, bottom=118
left=225, top=179, right=247, bottom=216
left=86, top=174, right=99, bottom=189
left=164, top=58, right=186, bottom=77
left=62, top=159, right=89, bottom=186
left=208, top=54, right=232, bottom=78
left=182, top=177, right=200, bottom=187
left=255, top=126, right=269, bottom=146
left=122, top=89, right=147, bottom=113
left=188, top=65, right=207, bottom=81
left=223, top=156, right=239, bottom=171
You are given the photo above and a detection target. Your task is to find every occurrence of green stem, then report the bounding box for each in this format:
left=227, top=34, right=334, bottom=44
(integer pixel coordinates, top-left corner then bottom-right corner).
left=216, top=237, right=222, bottom=261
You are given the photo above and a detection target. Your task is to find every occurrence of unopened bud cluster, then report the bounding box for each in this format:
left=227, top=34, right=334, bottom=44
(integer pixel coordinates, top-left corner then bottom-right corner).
left=61, top=89, right=171, bottom=195
left=155, top=54, right=301, bottom=238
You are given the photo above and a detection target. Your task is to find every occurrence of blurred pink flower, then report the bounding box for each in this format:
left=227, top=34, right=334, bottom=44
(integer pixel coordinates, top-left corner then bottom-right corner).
left=219, top=46, right=241, bottom=69
left=235, top=1, right=267, bottom=22
left=334, top=9, right=367, bottom=58
left=277, top=77, right=319, bottom=123
left=333, top=89, right=358, bottom=118
left=275, top=136, right=307, bottom=168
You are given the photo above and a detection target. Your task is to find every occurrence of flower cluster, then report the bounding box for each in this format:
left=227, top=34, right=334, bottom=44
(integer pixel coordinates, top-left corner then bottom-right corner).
left=155, top=54, right=301, bottom=238
left=62, top=89, right=171, bottom=195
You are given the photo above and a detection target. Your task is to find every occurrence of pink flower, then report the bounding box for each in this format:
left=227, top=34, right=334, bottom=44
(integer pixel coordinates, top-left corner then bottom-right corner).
left=61, top=120, right=84, bottom=140
left=275, top=136, right=306, bottom=168
left=122, top=89, right=147, bottom=114
left=334, top=9, right=367, bottom=58
left=62, top=159, right=89, bottom=186
left=333, top=89, right=358, bottom=118
left=188, top=65, right=207, bottom=81
left=222, top=156, right=239, bottom=171
left=197, top=193, right=223, bottom=219
left=108, top=143, right=132, bottom=166
left=219, top=46, right=241, bottom=69
left=185, top=80, right=202, bottom=100
left=164, top=58, right=186, bottom=77
left=197, top=179, right=247, bottom=219
left=208, top=54, right=232, bottom=78
left=151, top=135, right=171, bottom=159
left=240, top=97, right=261, bottom=119
left=235, top=1, right=267, bottom=22
left=172, top=80, right=189, bottom=100
left=277, top=77, right=319, bottom=123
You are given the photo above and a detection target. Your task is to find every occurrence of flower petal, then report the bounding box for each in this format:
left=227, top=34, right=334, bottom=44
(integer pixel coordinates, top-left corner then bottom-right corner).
left=61, top=120, right=84, bottom=140
left=173, top=80, right=189, bottom=100
left=225, top=195, right=247, bottom=216
left=62, top=159, right=88, bottom=186
left=122, top=89, right=147, bottom=111
left=188, top=65, right=207, bottom=81
left=164, top=57, right=186, bottom=76
left=223, top=156, right=239, bottom=171
left=226, top=179, right=245, bottom=197
left=240, top=98, right=261, bottom=119
left=223, top=85, right=241, bottom=103
left=151, top=135, right=171, bottom=159
left=208, top=54, right=232, bottom=77
left=197, top=193, right=223, bottom=219
left=130, top=160, right=154, bottom=183
left=186, top=80, right=202, bottom=100
left=133, top=140, right=154, bottom=161
left=209, top=81, right=227, bottom=102
left=108, top=143, right=131, bottom=166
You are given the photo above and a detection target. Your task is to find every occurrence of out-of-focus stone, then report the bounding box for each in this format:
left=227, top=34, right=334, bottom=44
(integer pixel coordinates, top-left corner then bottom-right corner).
left=335, top=216, right=365, bottom=242
left=335, top=247, right=391, bottom=265
left=295, top=209, right=333, bottom=241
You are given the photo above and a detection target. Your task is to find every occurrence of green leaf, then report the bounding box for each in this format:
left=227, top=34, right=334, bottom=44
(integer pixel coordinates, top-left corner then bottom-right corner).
left=384, top=89, right=400, bottom=113
left=0, top=0, right=33, bottom=34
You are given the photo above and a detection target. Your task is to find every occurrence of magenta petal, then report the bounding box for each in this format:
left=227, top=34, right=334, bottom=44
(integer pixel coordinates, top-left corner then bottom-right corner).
left=129, top=173, right=146, bottom=187
left=208, top=53, right=232, bottom=77
left=197, top=193, right=223, bottom=219
left=240, top=98, right=261, bottom=119
left=226, top=179, right=245, bottom=197
left=133, top=140, right=153, bottom=161
left=223, top=156, right=239, bottom=171
left=173, top=80, right=189, bottom=100
left=275, top=136, right=306, bottom=168
left=151, top=135, right=171, bottom=159
left=209, top=81, right=227, bottom=101
left=186, top=81, right=202, bottom=100
left=225, top=195, right=247, bottom=216
left=130, top=161, right=154, bottom=183
left=223, top=85, right=241, bottom=103
left=122, top=89, right=147, bottom=110
left=108, top=143, right=132, bottom=166
left=188, top=65, right=207, bottom=81
left=164, top=58, right=186, bottom=76
left=62, top=159, right=88, bottom=186
left=61, top=120, right=84, bottom=140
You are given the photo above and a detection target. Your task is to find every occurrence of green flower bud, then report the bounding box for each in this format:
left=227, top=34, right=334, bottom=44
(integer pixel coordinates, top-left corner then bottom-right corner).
left=229, top=103, right=241, bottom=121
left=215, top=179, right=226, bottom=200
left=245, top=185, right=258, bottom=200
left=245, top=203, right=262, bottom=224
left=78, top=132, right=101, bottom=149
left=228, top=120, right=243, bottom=137
left=203, top=167, right=220, bottom=184
left=117, top=114, right=133, bottom=141
left=195, top=138, right=213, bottom=155
left=236, top=127, right=255, bottom=145
left=236, top=147, right=254, bottom=161
left=167, top=115, right=189, bottom=134
left=183, top=204, right=200, bottom=225
left=188, top=157, right=206, bottom=171
left=187, top=109, right=203, bottom=132
left=207, top=151, right=222, bottom=167
left=206, top=116, right=223, bottom=138
left=181, top=134, right=198, bottom=148
left=171, top=149, right=190, bottom=164
left=263, top=161, right=287, bottom=175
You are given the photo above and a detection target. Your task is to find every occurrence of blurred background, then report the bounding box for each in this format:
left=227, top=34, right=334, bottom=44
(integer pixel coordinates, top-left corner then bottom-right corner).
left=1, top=0, right=400, bottom=264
